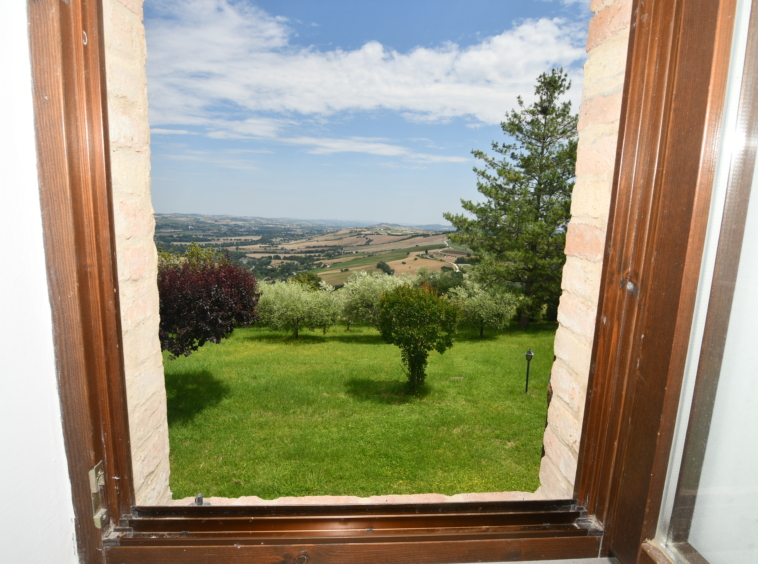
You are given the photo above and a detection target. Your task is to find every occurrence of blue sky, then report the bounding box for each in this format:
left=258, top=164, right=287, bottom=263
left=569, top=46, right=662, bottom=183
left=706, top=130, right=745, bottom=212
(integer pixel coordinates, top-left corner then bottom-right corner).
left=144, top=0, right=590, bottom=225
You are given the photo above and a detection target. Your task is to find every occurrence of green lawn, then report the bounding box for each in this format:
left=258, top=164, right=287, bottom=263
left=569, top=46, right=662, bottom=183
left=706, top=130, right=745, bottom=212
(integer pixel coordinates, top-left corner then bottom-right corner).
left=163, top=323, right=557, bottom=499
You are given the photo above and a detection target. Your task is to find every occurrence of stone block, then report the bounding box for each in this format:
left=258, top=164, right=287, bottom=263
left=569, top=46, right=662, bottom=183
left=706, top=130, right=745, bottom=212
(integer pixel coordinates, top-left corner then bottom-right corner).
left=570, top=173, right=613, bottom=223
left=586, top=0, right=634, bottom=52
left=575, top=126, right=619, bottom=178
left=116, top=0, right=144, bottom=18
left=103, top=0, right=146, bottom=62
left=108, top=109, right=151, bottom=152
left=578, top=89, right=624, bottom=132
left=104, top=55, right=147, bottom=104
left=113, top=195, right=156, bottom=244
left=550, top=360, right=587, bottom=419
left=543, top=425, right=578, bottom=485
left=538, top=456, right=574, bottom=500
left=590, top=0, right=617, bottom=12
left=565, top=221, right=605, bottom=263
left=582, top=32, right=631, bottom=101
left=557, top=292, right=596, bottom=343
left=561, top=256, right=603, bottom=308
left=170, top=491, right=537, bottom=507
left=110, top=148, right=151, bottom=193
left=554, top=327, right=592, bottom=383
left=547, top=398, right=582, bottom=454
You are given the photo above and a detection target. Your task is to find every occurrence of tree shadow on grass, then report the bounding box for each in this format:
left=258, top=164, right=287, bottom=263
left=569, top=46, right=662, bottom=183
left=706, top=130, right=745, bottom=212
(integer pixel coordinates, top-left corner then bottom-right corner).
left=240, top=333, right=325, bottom=345
left=165, top=369, right=230, bottom=427
left=345, top=378, right=430, bottom=404
left=453, top=328, right=501, bottom=343
left=243, top=332, right=386, bottom=346
left=454, top=322, right=558, bottom=343
left=323, top=333, right=385, bottom=345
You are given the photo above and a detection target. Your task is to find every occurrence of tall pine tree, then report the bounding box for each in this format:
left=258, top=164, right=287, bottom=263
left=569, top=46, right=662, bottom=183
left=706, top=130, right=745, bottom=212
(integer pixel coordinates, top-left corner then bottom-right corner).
left=444, top=68, right=578, bottom=328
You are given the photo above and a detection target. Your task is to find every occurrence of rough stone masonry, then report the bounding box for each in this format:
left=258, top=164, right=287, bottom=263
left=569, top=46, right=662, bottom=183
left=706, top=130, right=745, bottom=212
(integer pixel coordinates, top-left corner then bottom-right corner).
left=103, top=0, right=171, bottom=505
left=536, top=0, right=633, bottom=499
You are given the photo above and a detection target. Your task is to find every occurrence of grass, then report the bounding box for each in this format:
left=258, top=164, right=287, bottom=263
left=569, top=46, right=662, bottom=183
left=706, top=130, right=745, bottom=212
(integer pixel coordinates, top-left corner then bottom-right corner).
left=163, top=322, right=557, bottom=500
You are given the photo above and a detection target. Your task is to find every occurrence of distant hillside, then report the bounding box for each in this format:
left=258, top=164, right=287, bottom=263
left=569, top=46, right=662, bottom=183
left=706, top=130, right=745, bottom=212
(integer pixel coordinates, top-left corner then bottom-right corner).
left=411, top=223, right=455, bottom=232
left=155, top=213, right=454, bottom=232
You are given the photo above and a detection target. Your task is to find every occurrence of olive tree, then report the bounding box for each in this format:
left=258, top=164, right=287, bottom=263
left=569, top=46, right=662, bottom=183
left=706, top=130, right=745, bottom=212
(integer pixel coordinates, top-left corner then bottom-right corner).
left=340, top=271, right=410, bottom=329
left=311, top=282, right=342, bottom=334
left=258, top=281, right=341, bottom=337
left=257, top=282, right=312, bottom=338
left=448, top=281, right=517, bottom=337
left=378, top=285, right=460, bottom=389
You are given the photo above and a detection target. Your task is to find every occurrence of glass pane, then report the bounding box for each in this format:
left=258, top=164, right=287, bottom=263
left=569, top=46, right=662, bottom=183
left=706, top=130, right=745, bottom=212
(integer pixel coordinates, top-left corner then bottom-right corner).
left=679, top=138, right=758, bottom=563
left=657, top=0, right=758, bottom=561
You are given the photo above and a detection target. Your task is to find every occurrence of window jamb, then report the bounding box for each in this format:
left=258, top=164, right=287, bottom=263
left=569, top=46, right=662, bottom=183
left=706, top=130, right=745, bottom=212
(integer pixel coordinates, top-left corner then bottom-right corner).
left=26, top=0, right=741, bottom=562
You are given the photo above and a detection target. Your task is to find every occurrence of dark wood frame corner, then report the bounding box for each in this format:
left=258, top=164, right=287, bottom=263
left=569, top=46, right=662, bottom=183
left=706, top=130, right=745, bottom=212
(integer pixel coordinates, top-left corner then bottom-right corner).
left=27, top=0, right=741, bottom=562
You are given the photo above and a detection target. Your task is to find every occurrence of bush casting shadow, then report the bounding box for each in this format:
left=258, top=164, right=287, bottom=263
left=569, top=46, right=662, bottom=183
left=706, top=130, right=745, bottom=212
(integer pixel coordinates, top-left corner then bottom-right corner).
left=165, top=369, right=230, bottom=427
left=243, top=332, right=386, bottom=346
left=454, top=322, right=559, bottom=342
left=345, top=378, right=430, bottom=404
left=322, top=333, right=385, bottom=345
left=454, top=327, right=500, bottom=342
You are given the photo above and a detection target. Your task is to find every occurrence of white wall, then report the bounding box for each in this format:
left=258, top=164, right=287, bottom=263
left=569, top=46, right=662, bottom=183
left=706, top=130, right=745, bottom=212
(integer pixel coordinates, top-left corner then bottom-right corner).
left=0, top=1, right=79, bottom=562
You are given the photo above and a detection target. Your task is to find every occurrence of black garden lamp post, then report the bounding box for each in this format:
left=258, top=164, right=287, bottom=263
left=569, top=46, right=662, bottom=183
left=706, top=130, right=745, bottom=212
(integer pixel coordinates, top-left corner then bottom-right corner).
left=524, top=349, right=534, bottom=393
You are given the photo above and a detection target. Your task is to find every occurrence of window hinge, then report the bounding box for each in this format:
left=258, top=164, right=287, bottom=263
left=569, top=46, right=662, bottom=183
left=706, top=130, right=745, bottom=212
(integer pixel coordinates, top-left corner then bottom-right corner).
left=88, top=461, right=108, bottom=529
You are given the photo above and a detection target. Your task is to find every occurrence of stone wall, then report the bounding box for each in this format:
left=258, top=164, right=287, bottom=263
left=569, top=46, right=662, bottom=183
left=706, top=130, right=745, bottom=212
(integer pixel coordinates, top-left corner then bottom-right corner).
left=536, top=0, right=633, bottom=499
left=103, top=0, right=171, bottom=505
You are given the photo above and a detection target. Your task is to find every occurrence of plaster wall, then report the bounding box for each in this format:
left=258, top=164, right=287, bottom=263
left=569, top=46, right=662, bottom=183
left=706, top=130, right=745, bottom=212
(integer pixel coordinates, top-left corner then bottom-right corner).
left=102, top=0, right=172, bottom=505
left=537, top=0, right=633, bottom=498
left=0, top=1, right=78, bottom=561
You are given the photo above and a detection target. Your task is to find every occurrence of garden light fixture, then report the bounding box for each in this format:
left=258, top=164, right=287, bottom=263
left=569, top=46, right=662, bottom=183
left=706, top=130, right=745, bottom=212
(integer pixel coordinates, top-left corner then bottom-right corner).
left=525, top=349, right=534, bottom=393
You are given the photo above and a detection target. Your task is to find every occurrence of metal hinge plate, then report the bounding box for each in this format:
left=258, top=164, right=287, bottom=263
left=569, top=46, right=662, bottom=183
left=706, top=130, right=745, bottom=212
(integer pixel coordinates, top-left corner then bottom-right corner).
left=88, top=461, right=108, bottom=529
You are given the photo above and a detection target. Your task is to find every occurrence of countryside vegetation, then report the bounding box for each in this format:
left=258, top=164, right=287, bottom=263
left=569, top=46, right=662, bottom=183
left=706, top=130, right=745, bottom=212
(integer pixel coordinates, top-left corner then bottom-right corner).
left=157, top=70, right=576, bottom=499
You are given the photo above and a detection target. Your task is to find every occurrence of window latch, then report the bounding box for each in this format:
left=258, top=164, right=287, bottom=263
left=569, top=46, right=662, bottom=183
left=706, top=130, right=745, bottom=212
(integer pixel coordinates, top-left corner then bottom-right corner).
left=88, top=461, right=108, bottom=529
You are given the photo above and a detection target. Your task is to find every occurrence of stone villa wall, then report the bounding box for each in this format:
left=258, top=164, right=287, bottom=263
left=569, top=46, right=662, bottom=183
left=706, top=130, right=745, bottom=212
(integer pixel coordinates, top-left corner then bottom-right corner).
left=103, top=0, right=171, bottom=505
left=99, top=0, right=632, bottom=504
left=536, top=0, right=633, bottom=499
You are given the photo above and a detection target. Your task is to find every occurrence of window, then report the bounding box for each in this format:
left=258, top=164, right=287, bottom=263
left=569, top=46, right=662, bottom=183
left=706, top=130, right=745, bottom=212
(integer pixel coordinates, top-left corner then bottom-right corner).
left=656, top=0, right=758, bottom=560
left=27, top=0, right=749, bottom=562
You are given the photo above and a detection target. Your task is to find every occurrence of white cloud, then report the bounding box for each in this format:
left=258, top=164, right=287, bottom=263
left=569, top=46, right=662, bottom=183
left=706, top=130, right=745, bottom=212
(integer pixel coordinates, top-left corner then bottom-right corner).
left=163, top=149, right=260, bottom=170
left=145, top=0, right=586, bottom=159
left=151, top=128, right=197, bottom=135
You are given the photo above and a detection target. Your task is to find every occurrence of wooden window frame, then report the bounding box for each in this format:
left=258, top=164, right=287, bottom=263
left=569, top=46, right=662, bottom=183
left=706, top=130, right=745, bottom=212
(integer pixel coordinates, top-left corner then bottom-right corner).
left=26, top=0, right=743, bottom=562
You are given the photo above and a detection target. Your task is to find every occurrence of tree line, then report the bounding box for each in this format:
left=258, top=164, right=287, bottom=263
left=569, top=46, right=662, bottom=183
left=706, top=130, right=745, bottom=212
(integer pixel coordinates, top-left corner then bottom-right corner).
left=158, top=247, right=517, bottom=389
left=157, top=68, right=577, bottom=387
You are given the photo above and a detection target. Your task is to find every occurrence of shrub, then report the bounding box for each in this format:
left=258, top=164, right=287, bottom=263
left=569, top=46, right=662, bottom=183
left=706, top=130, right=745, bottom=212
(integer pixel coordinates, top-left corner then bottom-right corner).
left=291, top=271, right=322, bottom=290
left=311, top=282, right=343, bottom=334
left=448, top=281, right=517, bottom=337
left=158, top=246, right=259, bottom=359
left=257, top=281, right=340, bottom=337
left=340, top=271, right=410, bottom=329
left=376, top=261, right=394, bottom=275
left=415, top=267, right=464, bottom=296
left=378, top=285, right=460, bottom=388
